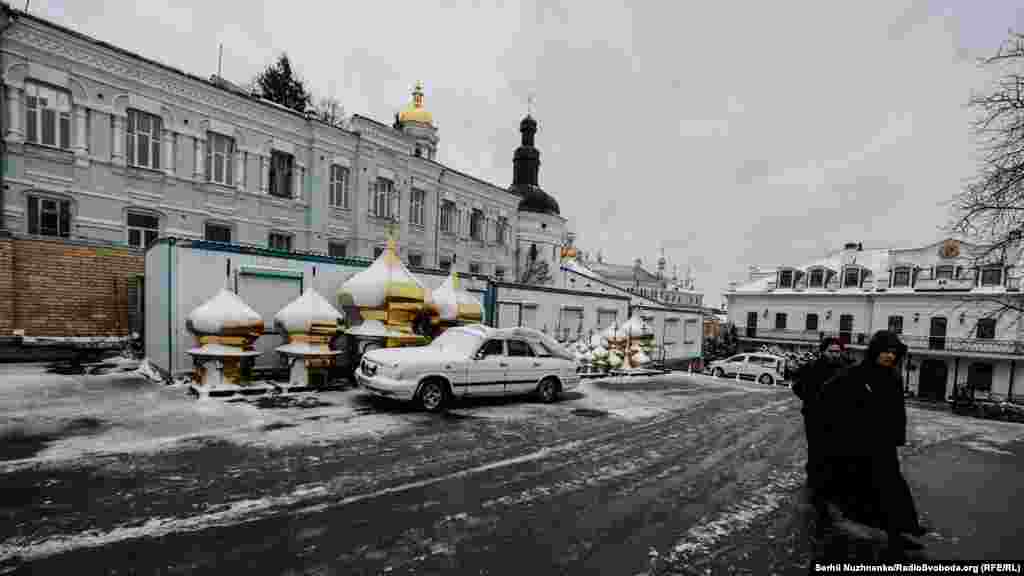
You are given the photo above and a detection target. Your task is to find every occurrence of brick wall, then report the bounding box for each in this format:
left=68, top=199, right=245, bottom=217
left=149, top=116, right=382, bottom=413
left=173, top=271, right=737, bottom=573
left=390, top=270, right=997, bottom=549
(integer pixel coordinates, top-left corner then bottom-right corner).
left=0, top=235, right=14, bottom=334
left=0, top=236, right=144, bottom=337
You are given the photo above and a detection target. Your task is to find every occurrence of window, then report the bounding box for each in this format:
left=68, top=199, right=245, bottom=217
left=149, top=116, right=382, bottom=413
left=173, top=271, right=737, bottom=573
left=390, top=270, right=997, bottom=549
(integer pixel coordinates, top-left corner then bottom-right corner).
left=374, top=246, right=385, bottom=258
left=888, top=315, right=903, bottom=334
left=968, top=362, right=994, bottom=393
left=478, top=339, right=505, bottom=358
left=507, top=340, right=534, bottom=357
left=205, top=132, right=235, bottom=185
left=496, top=217, right=508, bottom=245
left=775, top=313, right=787, bottom=329
left=269, top=151, right=294, bottom=198
left=469, top=262, right=481, bottom=275
left=126, top=212, right=159, bottom=249
left=329, top=241, right=347, bottom=258
left=684, top=318, right=698, bottom=344
left=809, top=269, right=824, bottom=288
left=330, top=165, right=349, bottom=208
left=892, top=267, right=911, bottom=288
left=126, top=109, right=162, bottom=170
left=439, top=257, right=452, bottom=272
left=976, top=318, right=996, bottom=340
left=27, top=195, right=71, bottom=237
left=371, top=178, right=394, bottom=219
left=25, top=82, right=71, bottom=150
left=440, top=200, right=456, bottom=233
left=980, top=267, right=1003, bottom=287
left=844, top=267, right=860, bottom=288
left=409, top=188, right=425, bottom=225
left=204, top=223, right=231, bottom=243
left=805, top=313, right=818, bottom=331
left=470, top=209, right=484, bottom=241
left=408, top=253, right=423, bottom=268
left=839, top=314, right=854, bottom=345
left=269, top=232, right=292, bottom=252
left=494, top=266, right=506, bottom=281
left=778, top=270, right=793, bottom=288
left=935, top=266, right=954, bottom=280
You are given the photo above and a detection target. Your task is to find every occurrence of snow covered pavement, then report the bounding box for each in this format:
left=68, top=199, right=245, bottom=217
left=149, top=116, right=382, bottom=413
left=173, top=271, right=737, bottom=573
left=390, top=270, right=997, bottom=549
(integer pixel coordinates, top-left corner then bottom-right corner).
left=1, top=365, right=1023, bottom=574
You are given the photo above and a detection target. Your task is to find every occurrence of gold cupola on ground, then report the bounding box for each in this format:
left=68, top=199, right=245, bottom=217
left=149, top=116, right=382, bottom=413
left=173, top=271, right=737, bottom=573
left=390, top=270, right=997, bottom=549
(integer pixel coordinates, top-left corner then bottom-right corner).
left=338, top=237, right=429, bottom=348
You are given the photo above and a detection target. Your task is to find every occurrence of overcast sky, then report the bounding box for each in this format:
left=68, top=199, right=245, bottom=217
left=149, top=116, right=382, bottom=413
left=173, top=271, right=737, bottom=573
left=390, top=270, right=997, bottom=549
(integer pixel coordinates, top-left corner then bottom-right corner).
left=31, top=0, right=1024, bottom=306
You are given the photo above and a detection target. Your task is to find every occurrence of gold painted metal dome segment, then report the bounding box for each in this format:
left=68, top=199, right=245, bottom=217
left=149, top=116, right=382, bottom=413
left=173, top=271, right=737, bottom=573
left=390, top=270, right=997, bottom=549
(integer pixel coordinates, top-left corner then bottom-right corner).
left=398, top=80, right=433, bottom=125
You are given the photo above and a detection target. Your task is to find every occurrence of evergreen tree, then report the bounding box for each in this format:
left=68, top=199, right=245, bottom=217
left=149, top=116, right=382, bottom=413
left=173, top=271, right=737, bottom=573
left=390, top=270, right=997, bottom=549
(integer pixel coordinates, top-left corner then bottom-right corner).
left=254, top=53, right=312, bottom=113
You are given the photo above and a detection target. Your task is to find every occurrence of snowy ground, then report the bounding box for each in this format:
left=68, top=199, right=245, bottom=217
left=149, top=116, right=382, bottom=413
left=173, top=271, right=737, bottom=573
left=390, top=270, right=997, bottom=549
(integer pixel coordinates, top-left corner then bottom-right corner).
left=1, top=364, right=1022, bottom=574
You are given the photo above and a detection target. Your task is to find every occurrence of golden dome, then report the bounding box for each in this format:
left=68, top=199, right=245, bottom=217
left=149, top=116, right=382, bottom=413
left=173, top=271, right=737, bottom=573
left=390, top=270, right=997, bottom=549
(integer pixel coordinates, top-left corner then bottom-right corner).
left=398, top=81, right=433, bottom=125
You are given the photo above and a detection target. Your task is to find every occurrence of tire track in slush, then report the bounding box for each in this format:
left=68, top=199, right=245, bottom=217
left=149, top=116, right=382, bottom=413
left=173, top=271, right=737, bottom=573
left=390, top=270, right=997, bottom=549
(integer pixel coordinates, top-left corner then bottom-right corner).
left=0, top=394, right=780, bottom=564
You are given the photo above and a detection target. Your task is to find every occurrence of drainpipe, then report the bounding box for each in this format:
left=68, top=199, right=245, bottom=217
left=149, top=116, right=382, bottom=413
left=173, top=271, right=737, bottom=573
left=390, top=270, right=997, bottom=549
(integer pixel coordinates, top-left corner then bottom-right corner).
left=0, top=8, right=17, bottom=236
left=434, top=167, right=445, bottom=267
left=1009, top=360, right=1016, bottom=403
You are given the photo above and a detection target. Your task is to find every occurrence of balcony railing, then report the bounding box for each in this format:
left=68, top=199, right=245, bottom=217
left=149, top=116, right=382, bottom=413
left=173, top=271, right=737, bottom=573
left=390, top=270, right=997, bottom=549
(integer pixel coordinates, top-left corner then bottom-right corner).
left=739, top=326, right=1024, bottom=356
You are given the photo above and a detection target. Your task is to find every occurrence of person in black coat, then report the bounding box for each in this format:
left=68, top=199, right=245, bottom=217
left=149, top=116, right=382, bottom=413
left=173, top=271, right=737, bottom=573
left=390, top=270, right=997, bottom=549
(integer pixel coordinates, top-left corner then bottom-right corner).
left=793, top=338, right=848, bottom=511
left=822, top=330, right=925, bottom=552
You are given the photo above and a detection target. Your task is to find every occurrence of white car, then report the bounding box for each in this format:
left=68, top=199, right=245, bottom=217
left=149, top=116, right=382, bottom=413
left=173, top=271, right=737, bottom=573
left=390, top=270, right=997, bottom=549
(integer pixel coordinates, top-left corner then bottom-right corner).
left=356, top=324, right=581, bottom=412
left=706, top=353, right=787, bottom=386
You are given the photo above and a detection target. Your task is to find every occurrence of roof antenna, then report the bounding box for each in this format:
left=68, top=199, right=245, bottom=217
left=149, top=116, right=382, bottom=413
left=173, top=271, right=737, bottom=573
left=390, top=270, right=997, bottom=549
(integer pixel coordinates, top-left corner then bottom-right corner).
left=217, top=43, right=223, bottom=79
left=225, top=258, right=231, bottom=289
left=527, top=93, right=535, bottom=117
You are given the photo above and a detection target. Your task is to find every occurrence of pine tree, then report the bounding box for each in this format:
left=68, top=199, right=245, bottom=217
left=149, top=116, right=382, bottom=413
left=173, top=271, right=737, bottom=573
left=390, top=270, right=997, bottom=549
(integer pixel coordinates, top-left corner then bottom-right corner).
left=254, top=53, right=312, bottom=113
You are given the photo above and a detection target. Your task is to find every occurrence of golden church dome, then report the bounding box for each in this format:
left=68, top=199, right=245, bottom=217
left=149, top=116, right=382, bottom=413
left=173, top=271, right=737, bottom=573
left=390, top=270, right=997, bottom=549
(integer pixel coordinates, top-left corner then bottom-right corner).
left=398, top=81, right=433, bottom=125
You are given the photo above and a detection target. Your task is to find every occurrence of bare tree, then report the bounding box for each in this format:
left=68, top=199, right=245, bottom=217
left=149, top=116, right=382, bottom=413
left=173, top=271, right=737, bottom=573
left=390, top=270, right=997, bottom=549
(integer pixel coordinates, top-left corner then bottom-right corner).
left=313, top=96, right=346, bottom=128
left=948, top=31, right=1024, bottom=320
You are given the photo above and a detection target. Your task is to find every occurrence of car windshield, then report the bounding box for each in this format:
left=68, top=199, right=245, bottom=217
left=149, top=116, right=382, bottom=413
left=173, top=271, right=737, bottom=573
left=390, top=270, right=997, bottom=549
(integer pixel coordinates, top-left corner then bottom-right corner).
left=429, top=329, right=484, bottom=356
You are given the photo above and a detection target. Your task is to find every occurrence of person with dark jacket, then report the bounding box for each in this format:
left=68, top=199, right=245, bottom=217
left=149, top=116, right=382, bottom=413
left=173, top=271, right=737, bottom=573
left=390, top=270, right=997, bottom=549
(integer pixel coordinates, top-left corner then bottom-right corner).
left=821, top=330, right=925, bottom=553
left=793, top=338, right=847, bottom=502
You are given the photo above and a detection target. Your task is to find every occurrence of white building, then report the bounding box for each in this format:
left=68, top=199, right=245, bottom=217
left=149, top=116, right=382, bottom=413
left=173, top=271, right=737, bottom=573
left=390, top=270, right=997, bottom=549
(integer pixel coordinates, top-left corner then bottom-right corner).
left=0, top=5, right=568, bottom=282
left=726, top=239, right=1024, bottom=402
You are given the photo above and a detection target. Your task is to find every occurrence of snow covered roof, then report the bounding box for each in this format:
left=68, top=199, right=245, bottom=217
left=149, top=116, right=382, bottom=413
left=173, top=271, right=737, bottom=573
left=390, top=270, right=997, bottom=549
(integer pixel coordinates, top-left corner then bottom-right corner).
left=732, top=247, right=892, bottom=293
left=186, top=288, right=264, bottom=335
left=431, top=272, right=483, bottom=322
left=276, top=342, right=342, bottom=356
left=575, top=258, right=660, bottom=283
left=338, top=238, right=427, bottom=308
left=274, top=288, right=344, bottom=334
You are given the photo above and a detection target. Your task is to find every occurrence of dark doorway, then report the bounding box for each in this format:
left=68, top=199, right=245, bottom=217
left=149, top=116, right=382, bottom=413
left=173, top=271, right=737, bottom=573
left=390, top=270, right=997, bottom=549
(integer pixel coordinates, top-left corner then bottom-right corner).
left=839, top=314, right=854, bottom=346
left=746, top=312, right=757, bottom=338
left=967, top=362, right=994, bottom=396
left=929, top=317, right=947, bottom=351
left=918, top=359, right=948, bottom=401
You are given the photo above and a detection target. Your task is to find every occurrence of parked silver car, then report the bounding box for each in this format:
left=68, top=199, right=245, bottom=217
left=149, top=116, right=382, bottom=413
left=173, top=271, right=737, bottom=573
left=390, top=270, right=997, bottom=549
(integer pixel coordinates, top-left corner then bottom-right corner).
left=706, top=353, right=787, bottom=386
left=357, top=324, right=581, bottom=412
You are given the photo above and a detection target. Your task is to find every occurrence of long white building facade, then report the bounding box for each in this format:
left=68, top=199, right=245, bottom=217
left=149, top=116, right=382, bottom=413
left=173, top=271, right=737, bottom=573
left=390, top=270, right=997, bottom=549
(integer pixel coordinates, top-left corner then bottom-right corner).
left=0, top=4, right=568, bottom=283
left=726, top=239, right=1024, bottom=402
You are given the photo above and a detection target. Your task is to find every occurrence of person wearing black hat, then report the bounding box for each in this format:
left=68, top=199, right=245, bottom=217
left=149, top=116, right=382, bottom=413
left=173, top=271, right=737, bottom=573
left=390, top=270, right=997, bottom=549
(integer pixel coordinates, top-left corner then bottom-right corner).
left=792, top=337, right=849, bottom=526
left=821, top=330, right=925, bottom=554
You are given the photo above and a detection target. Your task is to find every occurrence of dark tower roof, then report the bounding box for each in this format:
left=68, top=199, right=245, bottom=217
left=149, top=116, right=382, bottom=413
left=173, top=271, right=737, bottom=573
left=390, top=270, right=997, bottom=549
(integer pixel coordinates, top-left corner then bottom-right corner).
left=510, top=114, right=560, bottom=216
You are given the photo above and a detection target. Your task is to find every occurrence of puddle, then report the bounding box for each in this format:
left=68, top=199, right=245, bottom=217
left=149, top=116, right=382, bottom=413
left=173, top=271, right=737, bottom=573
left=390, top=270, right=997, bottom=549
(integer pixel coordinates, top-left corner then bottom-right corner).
left=262, top=422, right=299, bottom=431
left=253, top=396, right=334, bottom=410
left=0, top=429, right=56, bottom=461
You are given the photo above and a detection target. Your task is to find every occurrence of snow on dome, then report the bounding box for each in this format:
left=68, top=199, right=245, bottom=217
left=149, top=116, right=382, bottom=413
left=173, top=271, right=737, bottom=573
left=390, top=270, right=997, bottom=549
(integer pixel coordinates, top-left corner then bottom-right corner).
left=186, top=288, right=264, bottom=335
left=346, top=319, right=423, bottom=341
left=338, top=239, right=426, bottom=308
left=274, top=288, right=344, bottom=334
left=431, top=271, right=483, bottom=322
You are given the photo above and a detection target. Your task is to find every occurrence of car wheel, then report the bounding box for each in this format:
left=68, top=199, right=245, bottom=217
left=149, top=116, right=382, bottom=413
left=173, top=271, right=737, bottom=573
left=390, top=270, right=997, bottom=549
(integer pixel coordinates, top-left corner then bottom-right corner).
left=536, top=378, right=561, bottom=403
left=418, top=379, right=448, bottom=413
left=758, top=373, right=774, bottom=386
left=713, top=367, right=725, bottom=378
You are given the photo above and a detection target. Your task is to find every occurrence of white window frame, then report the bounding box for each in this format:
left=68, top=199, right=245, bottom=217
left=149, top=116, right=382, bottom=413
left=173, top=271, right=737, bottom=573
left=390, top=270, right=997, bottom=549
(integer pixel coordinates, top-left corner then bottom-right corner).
left=778, top=269, right=794, bottom=288
left=684, top=318, right=698, bottom=344
left=126, top=109, right=162, bottom=170
left=409, top=188, right=425, bottom=226
left=408, top=252, right=423, bottom=268
left=268, top=232, right=293, bottom=252
left=808, top=268, right=824, bottom=288
left=470, top=209, right=484, bottom=241
left=205, top=131, right=235, bottom=186
left=496, top=216, right=507, bottom=245
left=892, top=267, right=911, bottom=288
left=469, top=262, right=481, bottom=275
left=372, top=178, right=394, bottom=219
left=269, top=150, right=294, bottom=198
left=440, top=200, right=456, bottom=233
left=439, top=256, right=452, bottom=271
left=980, top=267, right=1003, bottom=287
left=494, top=266, right=506, bottom=281
left=25, top=82, right=72, bottom=150
left=126, top=211, right=160, bottom=249
left=26, top=194, right=72, bottom=238
left=204, top=222, right=232, bottom=243
left=843, top=267, right=860, bottom=288
left=330, top=165, right=350, bottom=209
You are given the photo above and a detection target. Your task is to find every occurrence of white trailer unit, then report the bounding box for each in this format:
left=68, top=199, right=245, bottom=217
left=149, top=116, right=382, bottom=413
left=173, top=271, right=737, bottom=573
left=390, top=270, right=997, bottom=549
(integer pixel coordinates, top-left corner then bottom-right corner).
left=144, top=238, right=488, bottom=379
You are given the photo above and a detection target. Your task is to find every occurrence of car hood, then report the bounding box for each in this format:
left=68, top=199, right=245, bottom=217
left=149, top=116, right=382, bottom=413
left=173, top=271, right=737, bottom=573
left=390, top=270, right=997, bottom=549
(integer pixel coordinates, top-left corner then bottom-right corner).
left=364, top=346, right=465, bottom=366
